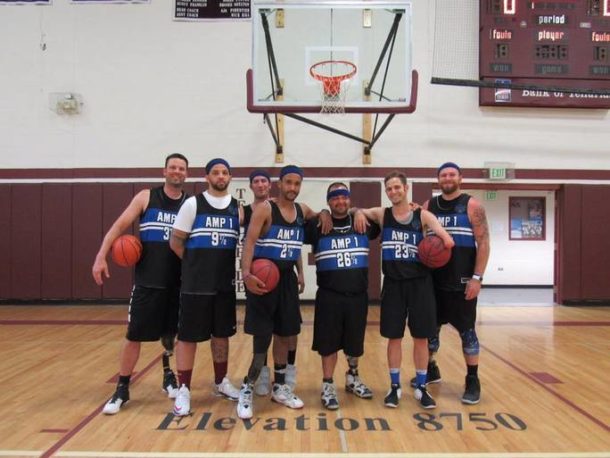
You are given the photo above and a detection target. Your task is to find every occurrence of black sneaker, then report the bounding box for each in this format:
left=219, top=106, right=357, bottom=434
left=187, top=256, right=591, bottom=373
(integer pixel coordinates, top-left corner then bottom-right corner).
left=102, top=385, right=130, bottom=415
left=461, top=375, right=481, bottom=405
left=410, top=360, right=442, bottom=388
left=163, top=370, right=179, bottom=398
left=414, top=385, right=436, bottom=409
left=383, top=384, right=401, bottom=408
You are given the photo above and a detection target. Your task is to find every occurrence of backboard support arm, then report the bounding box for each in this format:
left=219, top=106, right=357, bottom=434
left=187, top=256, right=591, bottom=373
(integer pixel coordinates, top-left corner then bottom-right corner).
left=365, top=11, right=403, bottom=96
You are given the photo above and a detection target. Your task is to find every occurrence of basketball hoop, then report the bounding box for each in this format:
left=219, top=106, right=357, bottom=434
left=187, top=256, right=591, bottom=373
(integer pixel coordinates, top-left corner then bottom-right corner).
left=310, top=60, right=357, bottom=114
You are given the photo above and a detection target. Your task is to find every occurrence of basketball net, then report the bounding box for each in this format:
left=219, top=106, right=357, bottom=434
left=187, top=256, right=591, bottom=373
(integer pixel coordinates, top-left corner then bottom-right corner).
left=319, top=78, right=353, bottom=114
left=310, top=60, right=357, bottom=115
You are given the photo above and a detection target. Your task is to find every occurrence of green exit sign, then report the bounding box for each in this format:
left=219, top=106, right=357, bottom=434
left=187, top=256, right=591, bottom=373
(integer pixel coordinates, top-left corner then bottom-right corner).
left=485, top=191, right=497, bottom=201
left=489, top=167, right=507, bottom=180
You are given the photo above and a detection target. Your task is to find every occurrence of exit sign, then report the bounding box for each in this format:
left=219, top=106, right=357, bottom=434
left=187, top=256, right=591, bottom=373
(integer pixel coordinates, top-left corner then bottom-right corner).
left=485, top=191, right=498, bottom=201
left=489, top=167, right=507, bottom=180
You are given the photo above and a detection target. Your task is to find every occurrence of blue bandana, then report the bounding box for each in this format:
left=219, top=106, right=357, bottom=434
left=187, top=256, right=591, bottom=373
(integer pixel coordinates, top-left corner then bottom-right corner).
left=205, top=158, right=231, bottom=174
left=279, top=165, right=304, bottom=179
left=327, top=188, right=350, bottom=200
left=437, top=162, right=461, bottom=176
left=249, top=169, right=270, bottom=183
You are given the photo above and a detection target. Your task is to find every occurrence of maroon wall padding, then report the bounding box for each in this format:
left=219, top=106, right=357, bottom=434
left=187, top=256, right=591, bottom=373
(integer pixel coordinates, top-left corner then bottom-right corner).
left=412, top=182, right=434, bottom=207
left=72, top=184, right=104, bottom=300
left=581, top=186, right=610, bottom=300
left=350, top=181, right=382, bottom=300
left=41, top=184, right=73, bottom=299
left=101, top=184, right=135, bottom=299
left=557, top=184, right=610, bottom=304
left=11, top=184, right=42, bottom=299
left=0, top=186, right=11, bottom=298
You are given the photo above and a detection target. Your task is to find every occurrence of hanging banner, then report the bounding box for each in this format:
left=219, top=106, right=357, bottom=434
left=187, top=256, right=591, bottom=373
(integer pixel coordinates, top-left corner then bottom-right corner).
left=71, top=0, right=149, bottom=3
left=174, top=0, right=250, bottom=21
left=0, top=0, right=51, bottom=4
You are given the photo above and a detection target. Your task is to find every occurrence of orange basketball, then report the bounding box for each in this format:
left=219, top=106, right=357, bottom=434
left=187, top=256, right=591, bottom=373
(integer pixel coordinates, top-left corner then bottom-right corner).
left=111, top=234, right=142, bottom=267
left=251, top=258, right=280, bottom=291
left=418, top=235, right=451, bottom=269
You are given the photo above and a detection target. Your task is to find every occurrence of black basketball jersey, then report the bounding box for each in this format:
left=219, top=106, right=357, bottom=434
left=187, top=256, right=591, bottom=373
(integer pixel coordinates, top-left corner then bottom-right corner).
left=305, top=215, right=379, bottom=294
left=181, top=194, right=240, bottom=294
left=253, top=201, right=304, bottom=272
left=428, top=194, right=477, bottom=292
left=381, top=207, right=429, bottom=280
left=136, top=186, right=188, bottom=288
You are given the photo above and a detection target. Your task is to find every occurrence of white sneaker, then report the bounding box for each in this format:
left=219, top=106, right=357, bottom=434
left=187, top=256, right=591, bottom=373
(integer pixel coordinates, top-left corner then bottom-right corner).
left=214, top=376, right=240, bottom=401
left=321, top=382, right=339, bottom=410
left=286, top=364, right=297, bottom=389
left=271, top=383, right=304, bottom=409
left=254, top=366, right=271, bottom=396
left=345, top=372, right=373, bottom=399
left=172, top=384, right=191, bottom=416
left=102, top=386, right=129, bottom=415
left=237, top=382, right=254, bottom=419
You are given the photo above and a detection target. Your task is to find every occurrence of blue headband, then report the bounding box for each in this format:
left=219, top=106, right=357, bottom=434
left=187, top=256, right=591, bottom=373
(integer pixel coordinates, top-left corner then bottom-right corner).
left=205, top=158, right=231, bottom=174
left=249, top=169, right=270, bottom=183
left=437, top=162, right=461, bottom=175
left=327, top=188, right=350, bottom=200
left=279, top=165, right=304, bottom=179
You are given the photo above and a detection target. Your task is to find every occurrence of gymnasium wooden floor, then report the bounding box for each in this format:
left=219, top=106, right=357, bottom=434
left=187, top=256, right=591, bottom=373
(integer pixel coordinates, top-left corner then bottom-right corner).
left=1, top=302, right=609, bottom=458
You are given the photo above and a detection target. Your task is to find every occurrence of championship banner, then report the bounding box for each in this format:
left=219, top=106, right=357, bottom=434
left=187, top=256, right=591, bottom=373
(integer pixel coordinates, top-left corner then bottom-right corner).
left=0, top=0, right=51, bottom=4
left=174, top=0, right=250, bottom=21
left=71, top=0, right=149, bottom=3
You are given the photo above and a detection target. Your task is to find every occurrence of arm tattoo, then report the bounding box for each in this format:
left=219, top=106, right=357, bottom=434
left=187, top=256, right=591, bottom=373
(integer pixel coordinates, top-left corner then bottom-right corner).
left=471, top=205, right=489, bottom=243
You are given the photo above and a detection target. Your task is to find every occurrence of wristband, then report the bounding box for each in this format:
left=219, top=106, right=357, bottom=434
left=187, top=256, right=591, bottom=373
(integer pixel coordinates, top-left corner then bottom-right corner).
left=471, top=274, right=483, bottom=282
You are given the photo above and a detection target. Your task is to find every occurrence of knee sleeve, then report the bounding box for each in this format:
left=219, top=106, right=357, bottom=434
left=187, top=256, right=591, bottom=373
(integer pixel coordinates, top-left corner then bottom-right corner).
left=160, top=334, right=175, bottom=353
left=428, top=327, right=441, bottom=353
left=460, top=328, right=480, bottom=356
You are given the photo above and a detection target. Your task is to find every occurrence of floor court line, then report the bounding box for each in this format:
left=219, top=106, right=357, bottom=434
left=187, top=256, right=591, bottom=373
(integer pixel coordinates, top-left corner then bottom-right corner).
left=482, top=344, right=610, bottom=433
left=0, top=451, right=601, bottom=457
left=40, top=354, right=163, bottom=458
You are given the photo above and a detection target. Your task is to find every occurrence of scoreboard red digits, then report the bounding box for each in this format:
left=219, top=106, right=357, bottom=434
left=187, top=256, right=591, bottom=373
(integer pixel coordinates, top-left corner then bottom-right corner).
left=480, top=0, right=610, bottom=107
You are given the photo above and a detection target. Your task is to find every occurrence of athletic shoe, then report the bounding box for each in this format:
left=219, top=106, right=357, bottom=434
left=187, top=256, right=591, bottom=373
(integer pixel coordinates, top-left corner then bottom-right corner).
left=285, top=364, right=297, bottom=389
left=237, top=382, right=254, bottom=420
left=162, top=369, right=179, bottom=399
left=410, top=360, right=442, bottom=388
left=383, top=383, right=401, bottom=408
left=461, top=375, right=481, bottom=405
left=102, top=385, right=129, bottom=415
left=321, top=382, right=339, bottom=410
left=214, top=376, right=240, bottom=401
left=172, top=384, right=191, bottom=417
left=345, top=372, right=373, bottom=399
left=254, top=366, right=271, bottom=397
left=271, top=383, right=304, bottom=409
left=414, top=385, right=437, bottom=409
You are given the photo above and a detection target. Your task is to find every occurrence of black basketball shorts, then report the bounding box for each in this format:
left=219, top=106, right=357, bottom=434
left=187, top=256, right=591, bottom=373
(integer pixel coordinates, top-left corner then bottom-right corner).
left=244, top=268, right=301, bottom=337
left=380, top=274, right=437, bottom=339
left=177, top=291, right=237, bottom=342
left=435, top=289, right=478, bottom=333
left=312, top=288, right=368, bottom=357
left=126, top=285, right=180, bottom=342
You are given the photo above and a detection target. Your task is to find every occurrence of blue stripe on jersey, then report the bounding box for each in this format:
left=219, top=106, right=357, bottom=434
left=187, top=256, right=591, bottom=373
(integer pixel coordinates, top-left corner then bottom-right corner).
left=139, top=208, right=177, bottom=243
left=381, top=227, right=421, bottom=262
left=185, top=213, right=239, bottom=250
left=432, top=213, right=476, bottom=248
left=254, top=224, right=304, bottom=261
left=314, top=234, right=369, bottom=271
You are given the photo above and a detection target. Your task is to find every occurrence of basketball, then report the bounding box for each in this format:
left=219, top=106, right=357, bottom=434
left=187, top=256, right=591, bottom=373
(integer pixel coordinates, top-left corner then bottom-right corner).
left=418, top=235, right=451, bottom=269
left=111, top=234, right=142, bottom=267
left=251, top=258, right=280, bottom=291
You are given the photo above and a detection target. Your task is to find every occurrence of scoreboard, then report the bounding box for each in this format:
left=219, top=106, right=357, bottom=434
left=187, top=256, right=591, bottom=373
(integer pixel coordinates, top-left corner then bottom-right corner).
left=479, top=0, right=610, bottom=108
